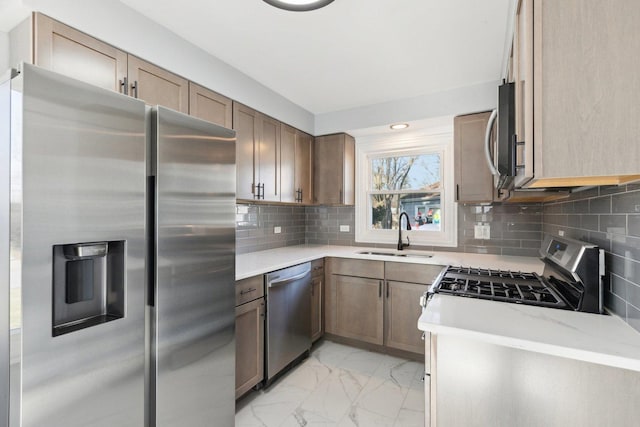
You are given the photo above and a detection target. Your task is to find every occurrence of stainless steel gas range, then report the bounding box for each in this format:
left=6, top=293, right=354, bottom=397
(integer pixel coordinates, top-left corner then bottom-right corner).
left=423, top=234, right=605, bottom=314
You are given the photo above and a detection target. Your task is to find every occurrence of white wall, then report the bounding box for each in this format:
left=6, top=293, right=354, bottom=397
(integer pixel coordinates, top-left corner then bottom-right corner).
left=21, top=0, right=316, bottom=134
left=8, top=1, right=499, bottom=137
left=315, top=80, right=498, bottom=136
left=0, top=31, right=9, bottom=76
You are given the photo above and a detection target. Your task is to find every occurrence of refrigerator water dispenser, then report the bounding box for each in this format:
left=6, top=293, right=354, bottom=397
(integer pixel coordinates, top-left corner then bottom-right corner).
left=52, top=241, right=126, bottom=336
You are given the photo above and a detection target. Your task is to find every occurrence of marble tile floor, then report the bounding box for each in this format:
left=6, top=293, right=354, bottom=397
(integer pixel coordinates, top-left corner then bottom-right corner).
left=235, top=340, right=425, bottom=427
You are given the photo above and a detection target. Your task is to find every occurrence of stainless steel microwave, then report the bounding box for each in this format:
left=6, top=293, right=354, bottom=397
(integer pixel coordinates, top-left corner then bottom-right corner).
left=484, top=81, right=516, bottom=190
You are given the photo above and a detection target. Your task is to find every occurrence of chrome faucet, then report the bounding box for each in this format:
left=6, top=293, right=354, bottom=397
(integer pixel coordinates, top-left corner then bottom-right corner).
left=397, top=212, right=412, bottom=250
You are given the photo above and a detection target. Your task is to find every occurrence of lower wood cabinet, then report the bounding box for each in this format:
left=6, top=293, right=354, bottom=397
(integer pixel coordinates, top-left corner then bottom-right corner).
left=235, top=276, right=265, bottom=399
left=334, top=275, right=384, bottom=345
left=385, top=280, right=427, bottom=354
left=326, top=258, right=444, bottom=356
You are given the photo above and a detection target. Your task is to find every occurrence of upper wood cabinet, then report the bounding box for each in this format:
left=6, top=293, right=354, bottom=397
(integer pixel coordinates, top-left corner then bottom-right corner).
left=127, top=55, right=189, bottom=113
left=314, top=133, right=355, bottom=205
left=188, top=82, right=232, bottom=128
left=232, top=102, right=280, bottom=202
left=281, top=125, right=313, bottom=204
left=512, top=0, right=640, bottom=188
left=454, top=112, right=496, bottom=203
left=33, top=13, right=127, bottom=92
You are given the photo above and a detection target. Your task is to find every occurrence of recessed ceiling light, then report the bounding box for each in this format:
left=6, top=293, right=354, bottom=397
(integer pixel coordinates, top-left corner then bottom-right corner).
left=390, top=123, right=409, bottom=130
left=262, top=0, right=335, bottom=11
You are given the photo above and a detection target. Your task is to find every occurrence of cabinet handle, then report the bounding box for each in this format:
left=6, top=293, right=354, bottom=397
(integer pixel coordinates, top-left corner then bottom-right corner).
left=120, top=77, right=128, bottom=95
left=260, top=183, right=265, bottom=199
left=339, top=189, right=343, bottom=204
left=131, top=80, right=138, bottom=99
left=240, top=288, right=257, bottom=295
left=484, top=109, right=499, bottom=175
left=300, top=188, right=303, bottom=203
left=511, top=134, right=526, bottom=176
left=386, top=281, right=389, bottom=299
left=378, top=280, right=382, bottom=298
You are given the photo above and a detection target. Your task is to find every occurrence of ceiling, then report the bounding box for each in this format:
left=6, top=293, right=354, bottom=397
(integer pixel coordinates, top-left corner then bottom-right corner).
left=118, top=0, right=513, bottom=115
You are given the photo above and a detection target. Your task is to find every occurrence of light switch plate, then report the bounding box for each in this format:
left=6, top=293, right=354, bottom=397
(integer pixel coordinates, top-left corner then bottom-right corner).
left=340, top=225, right=350, bottom=232
left=274, top=226, right=281, bottom=234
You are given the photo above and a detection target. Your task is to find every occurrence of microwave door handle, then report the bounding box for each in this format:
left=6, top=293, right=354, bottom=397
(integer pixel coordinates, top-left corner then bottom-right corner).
left=484, top=109, right=499, bottom=176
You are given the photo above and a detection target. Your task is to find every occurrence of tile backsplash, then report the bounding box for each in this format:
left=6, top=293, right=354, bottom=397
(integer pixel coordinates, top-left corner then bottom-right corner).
left=238, top=202, right=544, bottom=257
left=542, top=184, right=640, bottom=333
left=236, top=205, right=306, bottom=254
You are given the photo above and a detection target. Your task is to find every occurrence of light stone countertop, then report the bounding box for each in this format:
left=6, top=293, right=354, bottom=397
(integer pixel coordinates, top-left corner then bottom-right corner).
left=235, top=244, right=544, bottom=280
left=236, top=244, right=640, bottom=373
left=418, top=294, right=640, bottom=372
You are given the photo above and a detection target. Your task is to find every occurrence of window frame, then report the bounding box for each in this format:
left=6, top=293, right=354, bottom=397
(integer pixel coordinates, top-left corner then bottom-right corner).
left=355, top=125, right=457, bottom=247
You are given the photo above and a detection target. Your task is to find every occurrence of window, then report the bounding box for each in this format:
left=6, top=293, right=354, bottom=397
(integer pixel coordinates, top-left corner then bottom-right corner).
left=355, top=120, right=457, bottom=247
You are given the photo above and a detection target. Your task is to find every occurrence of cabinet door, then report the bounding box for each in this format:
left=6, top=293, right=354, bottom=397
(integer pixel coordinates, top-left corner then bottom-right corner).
left=454, top=113, right=495, bottom=203
left=188, top=82, right=232, bottom=128
left=385, top=281, right=427, bottom=354
left=314, top=134, right=344, bottom=205
left=342, top=134, right=355, bottom=205
left=296, top=131, right=313, bottom=205
left=280, top=124, right=297, bottom=203
left=334, top=275, right=384, bottom=345
left=235, top=298, right=264, bottom=399
left=513, top=0, right=534, bottom=187
left=311, top=276, right=323, bottom=342
left=127, top=55, right=188, bottom=113
left=258, top=115, right=280, bottom=202
left=233, top=102, right=258, bottom=200
left=33, top=13, right=127, bottom=93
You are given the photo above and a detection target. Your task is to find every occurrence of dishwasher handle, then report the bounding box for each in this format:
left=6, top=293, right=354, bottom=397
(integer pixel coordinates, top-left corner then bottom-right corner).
left=267, top=269, right=311, bottom=288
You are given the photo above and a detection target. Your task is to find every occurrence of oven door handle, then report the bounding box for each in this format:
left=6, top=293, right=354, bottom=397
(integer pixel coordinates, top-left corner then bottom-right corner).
left=484, top=109, right=499, bottom=176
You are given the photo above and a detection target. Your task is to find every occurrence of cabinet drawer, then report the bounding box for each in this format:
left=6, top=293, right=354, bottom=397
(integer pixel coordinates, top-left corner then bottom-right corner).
left=328, top=257, right=384, bottom=279
left=385, top=262, right=445, bottom=285
left=235, top=275, right=264, bottom=306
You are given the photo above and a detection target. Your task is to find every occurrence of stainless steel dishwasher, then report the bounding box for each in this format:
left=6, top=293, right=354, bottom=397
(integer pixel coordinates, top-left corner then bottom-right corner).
left=265, top=262, right=311, bottom=384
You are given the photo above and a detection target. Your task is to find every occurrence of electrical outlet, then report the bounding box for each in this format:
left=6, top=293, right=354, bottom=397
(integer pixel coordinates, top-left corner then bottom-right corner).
left=274, top=226, right=281, bottom=234
left=475, top=224, right=490, bottom=239
left=340, top=225, right=350, bottom=232
left=474, top=225, right=484, bottom=239
left=482, top=225, right=491, bottom=240
left=558, top=230, right=565, bottom=237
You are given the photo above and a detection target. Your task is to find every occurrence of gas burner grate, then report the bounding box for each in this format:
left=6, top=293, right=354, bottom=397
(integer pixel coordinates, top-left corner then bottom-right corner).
left=445, top=266, right=539, bottom=281
left=433, top=267, right=568, bottom=309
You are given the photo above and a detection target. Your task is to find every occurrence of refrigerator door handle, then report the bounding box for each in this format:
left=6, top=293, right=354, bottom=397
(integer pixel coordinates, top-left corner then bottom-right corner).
left=147, top=175, right=156, bottom=307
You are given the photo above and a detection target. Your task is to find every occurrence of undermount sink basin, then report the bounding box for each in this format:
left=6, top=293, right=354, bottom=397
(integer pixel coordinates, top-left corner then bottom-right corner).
left=357, top=251, right=433, bottom=259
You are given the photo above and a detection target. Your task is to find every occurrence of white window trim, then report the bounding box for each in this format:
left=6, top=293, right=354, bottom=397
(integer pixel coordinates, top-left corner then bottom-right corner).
left=355, top=126, right=457, bottom=247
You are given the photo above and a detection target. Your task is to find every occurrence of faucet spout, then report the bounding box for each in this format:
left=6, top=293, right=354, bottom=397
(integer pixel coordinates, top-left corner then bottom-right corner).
left=397, top=212, right=412, bottom=250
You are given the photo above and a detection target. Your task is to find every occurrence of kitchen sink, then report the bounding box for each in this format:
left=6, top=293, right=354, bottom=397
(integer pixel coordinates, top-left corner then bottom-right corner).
left=357, top=251, right=433, bottom=259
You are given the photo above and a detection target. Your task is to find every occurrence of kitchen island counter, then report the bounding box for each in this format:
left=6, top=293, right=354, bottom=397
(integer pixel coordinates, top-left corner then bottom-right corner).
left=419, top=293, right=640, bottom=372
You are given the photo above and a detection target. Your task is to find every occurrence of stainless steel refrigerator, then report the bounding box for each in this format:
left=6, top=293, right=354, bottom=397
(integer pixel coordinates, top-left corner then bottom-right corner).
left=0, top=64, right=236, bottom=427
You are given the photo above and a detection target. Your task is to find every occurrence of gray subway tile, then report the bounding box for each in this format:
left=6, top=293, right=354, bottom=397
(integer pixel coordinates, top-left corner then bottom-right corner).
left=589, top=196, right=611, bottom=214
left=501, top=247, right=540, bottom=257
left=611, top=274, right=629, bottom=300
left=580, top=215, right=599, bottom=231
left=629, top=215, right=640, bottom=238
left=599, top=215, right=627, bottom=235
left=628, top=304, right=640, bottom=333
left=628, top=283, right=640, bottom=310
left=604, top=289, right=627, bottom=319
left=612, top=190, right=640, bottom=214
left=611, top=235, right=640, bottom=265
